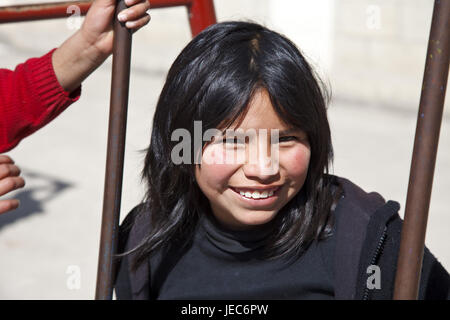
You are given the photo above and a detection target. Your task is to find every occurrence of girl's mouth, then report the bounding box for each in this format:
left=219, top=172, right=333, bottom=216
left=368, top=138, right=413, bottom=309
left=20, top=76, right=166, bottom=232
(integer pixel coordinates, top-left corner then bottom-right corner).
left=231, top=187, right=280, bottom=200
left=229, top=186, right=282, bottom=207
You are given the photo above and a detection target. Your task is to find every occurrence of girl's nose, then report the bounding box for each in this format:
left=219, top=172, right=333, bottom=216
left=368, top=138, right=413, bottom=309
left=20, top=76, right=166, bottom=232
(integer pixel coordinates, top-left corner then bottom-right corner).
left=242, top=146, right=280, bottom=182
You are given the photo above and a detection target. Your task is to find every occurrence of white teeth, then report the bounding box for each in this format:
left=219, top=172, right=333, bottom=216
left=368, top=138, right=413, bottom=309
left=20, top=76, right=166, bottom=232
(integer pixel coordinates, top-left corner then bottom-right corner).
left=236, top=188, right=277, bottom=199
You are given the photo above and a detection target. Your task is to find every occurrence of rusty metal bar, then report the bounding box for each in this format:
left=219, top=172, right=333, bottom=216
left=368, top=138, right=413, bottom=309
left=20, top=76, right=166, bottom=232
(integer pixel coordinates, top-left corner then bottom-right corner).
left=393, top=0, right=449, bottom=300
left=0, top=0, right=192, bottom=23
left=95, top=0, right=133, bottom=300
left=92, top=0, right=215, bottom=300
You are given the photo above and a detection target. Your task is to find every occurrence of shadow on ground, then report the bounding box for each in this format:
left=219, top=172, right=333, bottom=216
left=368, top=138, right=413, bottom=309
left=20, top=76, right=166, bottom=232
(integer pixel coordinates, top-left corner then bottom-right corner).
left=0, top=169, right=73, bottom=230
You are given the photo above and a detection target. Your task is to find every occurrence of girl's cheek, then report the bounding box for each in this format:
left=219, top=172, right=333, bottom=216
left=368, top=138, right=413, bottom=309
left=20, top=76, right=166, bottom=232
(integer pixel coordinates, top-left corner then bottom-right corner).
left=281, top=145, right=311, bottom=177
left=202, top=144, right=222, bottom=165
left=202, top=144, right=245, bottom=167
left=200, top=145, right=241, bottom=188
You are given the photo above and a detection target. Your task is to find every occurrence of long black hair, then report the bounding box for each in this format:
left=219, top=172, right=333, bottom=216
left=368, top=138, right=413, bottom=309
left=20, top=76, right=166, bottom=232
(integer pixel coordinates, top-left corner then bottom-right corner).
left=123, top=21, right=342, bottom=269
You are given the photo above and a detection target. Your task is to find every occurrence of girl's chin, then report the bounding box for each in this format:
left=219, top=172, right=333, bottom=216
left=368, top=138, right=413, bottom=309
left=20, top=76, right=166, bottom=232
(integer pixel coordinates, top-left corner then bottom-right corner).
left=226, top=211, right=278, bottom=229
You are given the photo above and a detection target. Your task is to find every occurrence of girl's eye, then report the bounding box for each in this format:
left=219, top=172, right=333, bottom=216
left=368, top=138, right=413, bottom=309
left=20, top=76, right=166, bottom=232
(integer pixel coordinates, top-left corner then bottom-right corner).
left=223, top=137, right=245, bottom=144
left=278, top=136, right=298, bottom=143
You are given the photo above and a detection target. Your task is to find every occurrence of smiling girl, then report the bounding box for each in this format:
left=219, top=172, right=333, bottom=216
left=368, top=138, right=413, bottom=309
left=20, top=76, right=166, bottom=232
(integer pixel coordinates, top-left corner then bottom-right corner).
left=114, top=21, right=449, bottom=300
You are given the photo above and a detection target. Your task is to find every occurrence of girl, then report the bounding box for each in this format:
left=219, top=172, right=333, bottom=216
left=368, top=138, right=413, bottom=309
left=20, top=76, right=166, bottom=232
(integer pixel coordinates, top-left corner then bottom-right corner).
left=114, top=21, right=449, bottom=300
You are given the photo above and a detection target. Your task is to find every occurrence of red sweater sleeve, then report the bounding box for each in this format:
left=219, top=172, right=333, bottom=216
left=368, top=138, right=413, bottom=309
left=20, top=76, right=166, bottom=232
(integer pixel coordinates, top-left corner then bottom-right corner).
left=0, top=49, right=81, bottom=153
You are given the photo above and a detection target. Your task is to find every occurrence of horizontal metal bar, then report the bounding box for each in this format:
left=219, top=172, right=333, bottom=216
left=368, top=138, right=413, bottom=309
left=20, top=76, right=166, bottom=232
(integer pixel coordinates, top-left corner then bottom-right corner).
left=0, top=0, right=192, bottom=23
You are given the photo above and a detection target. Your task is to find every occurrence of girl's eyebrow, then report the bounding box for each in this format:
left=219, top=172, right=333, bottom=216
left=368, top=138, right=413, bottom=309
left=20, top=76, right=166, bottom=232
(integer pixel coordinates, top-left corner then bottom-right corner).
left=220, top=128, right=302, bottom=136
left=278, top=128, right=302, bottom=135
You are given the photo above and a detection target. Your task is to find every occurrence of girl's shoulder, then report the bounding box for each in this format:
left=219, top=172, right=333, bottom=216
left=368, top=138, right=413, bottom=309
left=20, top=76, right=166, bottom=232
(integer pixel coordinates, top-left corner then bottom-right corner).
left=115, top=203, right=152, bottom=299
left=330, top=174, right=401, bottom=244
left=118, top=203, right=152, bottom=253
left=329, top=175, right=402, bottom=299
left=331, top=175, right=393, bottom=219
left=328, top=175, right=401, bottom=229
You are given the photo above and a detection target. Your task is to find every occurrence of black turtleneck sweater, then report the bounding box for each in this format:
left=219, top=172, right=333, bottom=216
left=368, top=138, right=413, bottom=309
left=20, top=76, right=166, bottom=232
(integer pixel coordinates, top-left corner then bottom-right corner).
left=116, top=177, right=450, bottom=300
left=147, top=213, right=335, bottom=300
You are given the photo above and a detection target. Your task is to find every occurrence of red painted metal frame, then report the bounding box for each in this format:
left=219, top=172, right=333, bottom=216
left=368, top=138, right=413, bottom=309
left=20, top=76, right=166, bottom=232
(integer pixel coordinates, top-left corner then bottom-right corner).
left=188, top=0, right=216, bottom=36
left=0, top=0, right=216, bottom=36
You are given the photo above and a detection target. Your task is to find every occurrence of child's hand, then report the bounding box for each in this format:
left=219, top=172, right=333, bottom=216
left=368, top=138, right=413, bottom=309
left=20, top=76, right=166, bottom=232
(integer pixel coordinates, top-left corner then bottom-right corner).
left=52, top=0, right=151, bottom=92
left=80, top=0, right=151, bottom=57
left=0, top=155, right=25, bottom=215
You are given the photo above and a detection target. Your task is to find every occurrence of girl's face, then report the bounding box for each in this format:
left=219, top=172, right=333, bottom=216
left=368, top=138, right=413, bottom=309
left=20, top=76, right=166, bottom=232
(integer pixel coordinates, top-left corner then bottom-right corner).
left=195, top=89, right=311, bottom=230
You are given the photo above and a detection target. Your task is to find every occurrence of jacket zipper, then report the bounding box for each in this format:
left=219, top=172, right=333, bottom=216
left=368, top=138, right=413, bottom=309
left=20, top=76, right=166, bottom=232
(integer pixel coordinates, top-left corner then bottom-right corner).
left=362, top=226, right=388, bottom=300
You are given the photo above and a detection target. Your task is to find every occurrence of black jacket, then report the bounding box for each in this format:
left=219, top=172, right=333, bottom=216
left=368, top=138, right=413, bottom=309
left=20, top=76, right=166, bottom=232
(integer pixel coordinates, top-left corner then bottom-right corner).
left=114, top=176, right=450, bottom=299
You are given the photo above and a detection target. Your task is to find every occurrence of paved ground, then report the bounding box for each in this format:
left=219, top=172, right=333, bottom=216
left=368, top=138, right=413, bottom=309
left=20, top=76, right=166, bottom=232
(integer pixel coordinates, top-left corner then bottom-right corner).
left=0, top=2, right=449, bottom=299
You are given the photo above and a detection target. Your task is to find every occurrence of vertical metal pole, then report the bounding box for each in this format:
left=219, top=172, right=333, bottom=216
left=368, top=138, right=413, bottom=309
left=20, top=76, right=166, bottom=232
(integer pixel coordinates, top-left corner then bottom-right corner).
left=188, top=0, right=216, bottom=36
left=393, top=0, right=449, bottom=300
left=95, top=0, right=132, bottom=300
